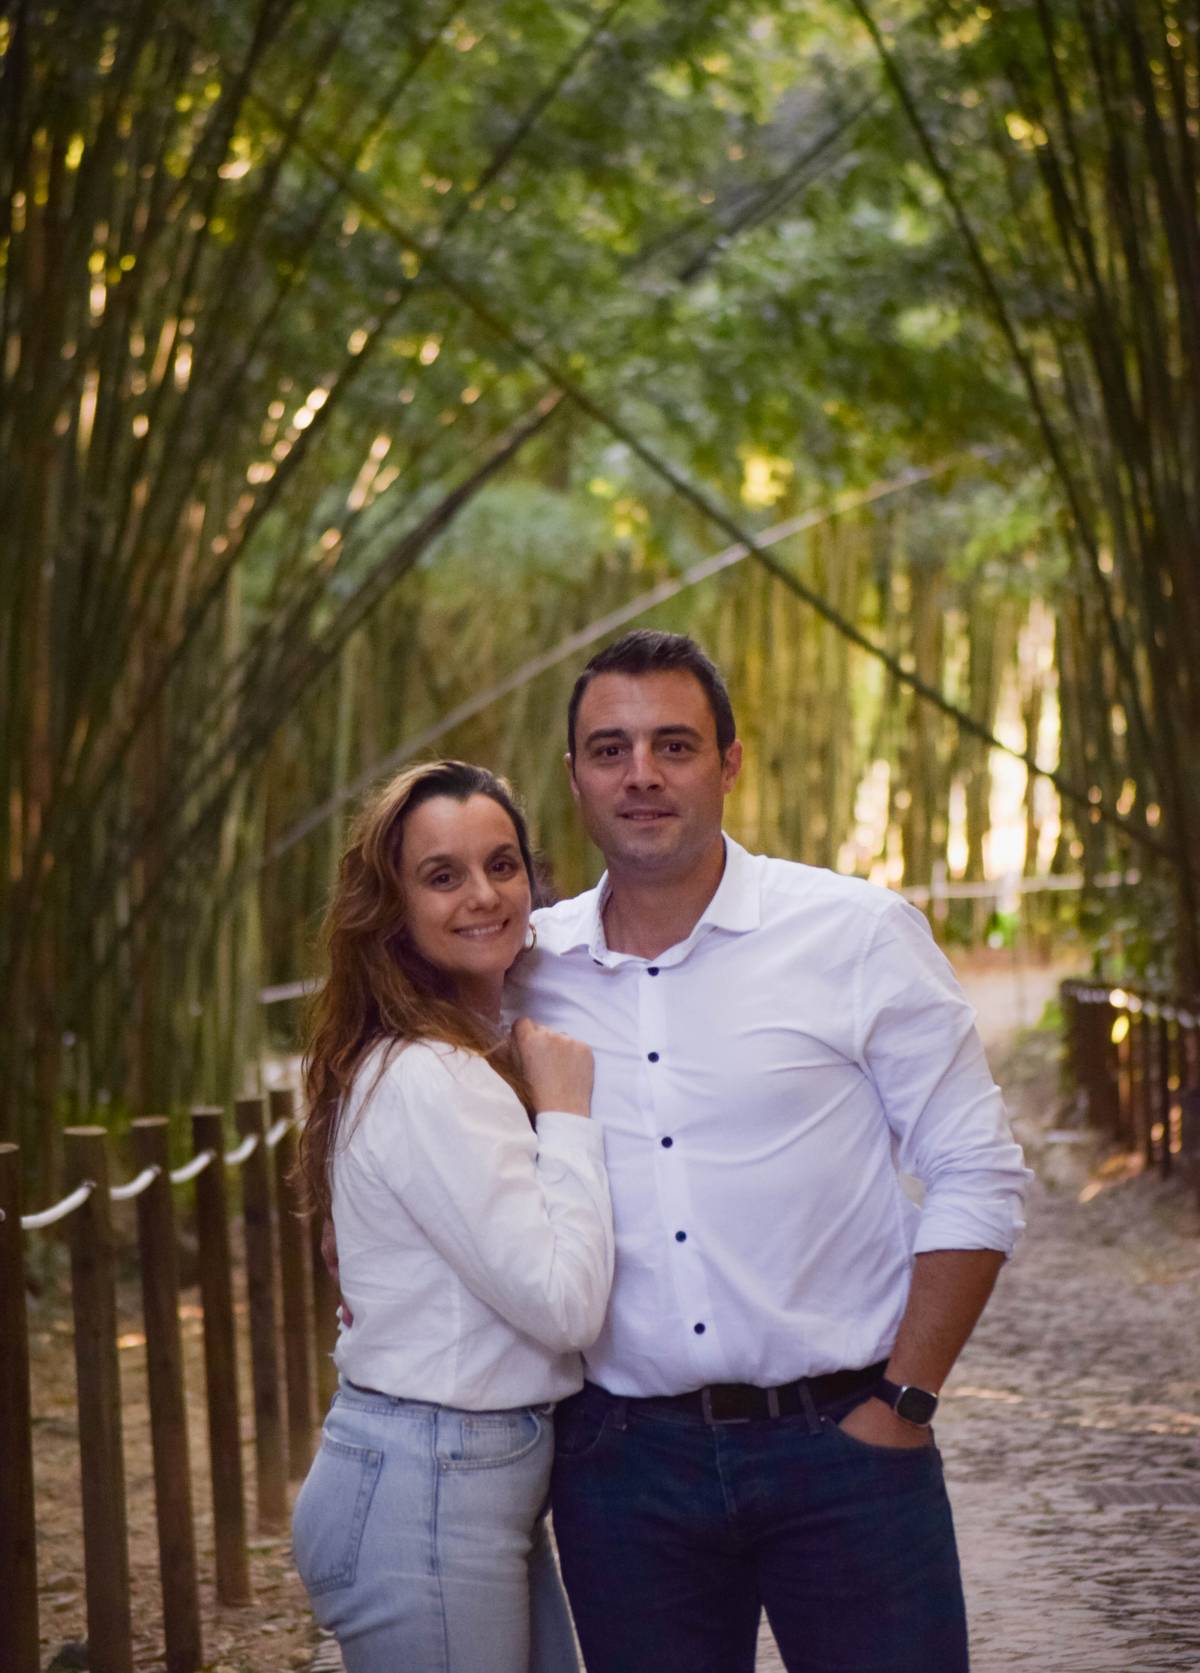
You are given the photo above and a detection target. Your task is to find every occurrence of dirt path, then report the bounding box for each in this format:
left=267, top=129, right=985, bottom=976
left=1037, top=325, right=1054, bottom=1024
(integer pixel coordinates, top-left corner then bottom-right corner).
left=942, top=1170, right=1200, bottom=1672
left=27, top=957, right=1199, bottom=1672
left=758, top=959, right=1200, bottom=1673
left=759, top=1159, right=1200, bottom=1673
left=935, top=962, right=1200, bottom=1673
left=30, top=1250, right=317, bottom=1673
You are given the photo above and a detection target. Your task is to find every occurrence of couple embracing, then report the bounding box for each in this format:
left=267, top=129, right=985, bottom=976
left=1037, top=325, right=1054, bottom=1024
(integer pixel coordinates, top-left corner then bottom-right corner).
left=291, top=630, right=1029, bottom=1673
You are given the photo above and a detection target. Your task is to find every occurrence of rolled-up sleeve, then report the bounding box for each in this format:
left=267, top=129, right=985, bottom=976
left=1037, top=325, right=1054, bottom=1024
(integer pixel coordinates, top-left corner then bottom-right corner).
left=857, top=896, right=1031, bottom=1256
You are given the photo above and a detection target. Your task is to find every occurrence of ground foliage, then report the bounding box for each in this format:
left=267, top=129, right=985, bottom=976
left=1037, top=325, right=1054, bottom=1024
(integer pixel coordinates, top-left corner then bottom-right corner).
left=2, top=0, right=1196, bottom=1178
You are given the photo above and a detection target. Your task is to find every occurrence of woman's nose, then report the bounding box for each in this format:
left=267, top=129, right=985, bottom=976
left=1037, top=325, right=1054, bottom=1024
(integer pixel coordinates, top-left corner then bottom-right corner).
left=464, top=870, right=501, bottom=908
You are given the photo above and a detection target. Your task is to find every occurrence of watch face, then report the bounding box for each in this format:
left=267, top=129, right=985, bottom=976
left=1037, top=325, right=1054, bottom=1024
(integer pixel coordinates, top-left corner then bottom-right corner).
left=895, top=1385, right=938, bottom=1425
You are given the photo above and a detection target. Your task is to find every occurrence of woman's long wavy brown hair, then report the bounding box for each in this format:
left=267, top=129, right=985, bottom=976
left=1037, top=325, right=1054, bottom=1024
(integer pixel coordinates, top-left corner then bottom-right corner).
left=297, top=759, right=538, bottom=1218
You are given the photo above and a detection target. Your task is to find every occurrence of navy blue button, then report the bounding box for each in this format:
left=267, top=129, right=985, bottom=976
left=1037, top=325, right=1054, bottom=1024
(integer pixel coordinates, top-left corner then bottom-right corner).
left=675, top=1230, right=687, bottom=1242
left=693, top=1322, right=706, bottom=1335
left=647, top=1051, right=660, bottom=1062
left=647, top=966, right=660, bottom=976
left=660, top=1136, right=673, bottom=1149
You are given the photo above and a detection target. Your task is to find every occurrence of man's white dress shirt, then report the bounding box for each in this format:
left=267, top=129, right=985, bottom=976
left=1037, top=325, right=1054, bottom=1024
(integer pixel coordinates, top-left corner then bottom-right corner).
left=506, top=836, right=1029, bottom=1397
left=332, top=1040, right=614, bottom=1410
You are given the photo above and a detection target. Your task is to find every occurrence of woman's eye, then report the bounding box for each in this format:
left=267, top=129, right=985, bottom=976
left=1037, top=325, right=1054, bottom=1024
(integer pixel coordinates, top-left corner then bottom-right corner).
left=429, top=871, right=454, bottom=887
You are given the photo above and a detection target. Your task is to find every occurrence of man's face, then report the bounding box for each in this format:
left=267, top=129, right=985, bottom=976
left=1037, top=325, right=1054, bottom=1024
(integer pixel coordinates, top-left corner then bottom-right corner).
left=567, top=670, right=742, bottom=880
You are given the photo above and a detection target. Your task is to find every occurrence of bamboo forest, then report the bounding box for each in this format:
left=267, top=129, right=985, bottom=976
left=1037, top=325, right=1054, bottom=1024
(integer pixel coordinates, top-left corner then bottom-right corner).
left=7, top=0, right=1197, bottom=1179
left=4, top=7, right=1200, bottom=1673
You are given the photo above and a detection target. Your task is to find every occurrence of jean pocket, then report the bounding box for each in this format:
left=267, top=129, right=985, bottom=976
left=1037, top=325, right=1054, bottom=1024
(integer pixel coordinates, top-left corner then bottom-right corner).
left=821, top=1414, right=938, bottom=1462
left=439, top=1409, right=545, bottom=1471
left=552, top=1398, right=609, bottom=1462
left=292, top=1434, right=383, bottom=1597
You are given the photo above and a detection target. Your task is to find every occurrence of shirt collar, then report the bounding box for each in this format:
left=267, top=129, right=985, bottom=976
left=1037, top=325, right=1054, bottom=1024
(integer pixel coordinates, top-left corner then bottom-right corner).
left=539, top=835, right=761, bottom=967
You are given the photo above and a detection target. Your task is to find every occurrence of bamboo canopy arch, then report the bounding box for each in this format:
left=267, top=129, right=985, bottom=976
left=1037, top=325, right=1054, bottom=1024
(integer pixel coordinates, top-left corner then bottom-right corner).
left=3, top=1, right=1196, bottom=1176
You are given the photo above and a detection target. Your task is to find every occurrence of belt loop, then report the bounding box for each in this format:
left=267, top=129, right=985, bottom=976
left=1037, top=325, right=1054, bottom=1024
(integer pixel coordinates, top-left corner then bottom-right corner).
left=767, top=1386, right=781, bottom=1418
left=611, top=1396, right=629, bottom=1432
left=798, top=1379, right=820, bottom=1435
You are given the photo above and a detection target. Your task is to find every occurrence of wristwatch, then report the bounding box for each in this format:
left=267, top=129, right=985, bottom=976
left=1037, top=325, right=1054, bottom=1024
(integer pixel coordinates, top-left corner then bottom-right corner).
left=875, top=1377, right=939, bottom=1427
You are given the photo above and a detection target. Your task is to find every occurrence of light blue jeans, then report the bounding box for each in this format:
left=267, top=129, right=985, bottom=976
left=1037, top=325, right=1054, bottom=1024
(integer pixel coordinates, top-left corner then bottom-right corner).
left=293, top=1378, right=579, bottom=1673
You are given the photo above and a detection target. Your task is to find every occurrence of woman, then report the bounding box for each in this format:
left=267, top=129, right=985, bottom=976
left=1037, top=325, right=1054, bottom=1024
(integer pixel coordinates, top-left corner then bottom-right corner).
left=292, top=760, right=613, bottom=1673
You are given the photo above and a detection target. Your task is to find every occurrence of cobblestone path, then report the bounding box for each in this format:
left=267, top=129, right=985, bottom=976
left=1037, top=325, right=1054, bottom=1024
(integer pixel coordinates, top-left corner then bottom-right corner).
left=312, top=964, right=1200, bottom=1672
left=756, top=982, right=1200, bottom=1673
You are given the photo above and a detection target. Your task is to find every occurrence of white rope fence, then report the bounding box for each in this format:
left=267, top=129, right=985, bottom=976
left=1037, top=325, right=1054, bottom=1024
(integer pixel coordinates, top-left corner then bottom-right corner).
left=169, top=1149, right=217, bottom=1186
left=8, top=1122, right=297, bottom=1231
left=17, top=1182, right=96, bottom=1230
left=222, top=1133, right=258, bottom=1168
left=109, top=1164, right=162, bottom=1202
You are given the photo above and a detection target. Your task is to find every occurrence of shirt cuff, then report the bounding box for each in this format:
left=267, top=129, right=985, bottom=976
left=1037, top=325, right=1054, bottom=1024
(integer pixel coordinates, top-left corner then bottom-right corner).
left=912, top=1194, right=1028, bottom=1259
left=536, top=1110, right=606, bottom=1156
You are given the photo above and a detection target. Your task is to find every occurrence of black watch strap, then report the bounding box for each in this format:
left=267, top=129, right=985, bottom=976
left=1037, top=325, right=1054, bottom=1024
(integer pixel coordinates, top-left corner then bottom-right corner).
left=876, top=1377, right=939, bottom=1427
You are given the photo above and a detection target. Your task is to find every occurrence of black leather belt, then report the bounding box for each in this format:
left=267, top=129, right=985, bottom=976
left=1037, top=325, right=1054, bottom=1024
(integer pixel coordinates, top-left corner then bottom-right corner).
left=636, top=1359, right=888, bottom=1424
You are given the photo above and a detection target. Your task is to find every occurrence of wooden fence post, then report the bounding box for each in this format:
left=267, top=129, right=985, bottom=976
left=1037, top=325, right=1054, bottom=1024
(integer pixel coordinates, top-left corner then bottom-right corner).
left=131, top=1118, right=203, bottom=1673
left=234, top=1095, right=287, bottom=1530
left=191, top=1108, right=250, bottom=1604
left=269, top=1088, right=315, bottom=1475
left=310, top=1206, right=340, bottom=1412
left=1155, top=1010, right=1172, bottom=1178
left=1090, top=997, right=1113, bottom=1136
left=1117, top=1008, right=1135, bottom=1148
left=64, top=1126, right=134, bottom=1673
left=1135, top=1010, right=1155, bottom=1167
left=1181, top=1015, right=1200, bottom=1208
left=1089, top=994, right=1120, bottom=1135
left=0, top=1144, right=39, bottom=1673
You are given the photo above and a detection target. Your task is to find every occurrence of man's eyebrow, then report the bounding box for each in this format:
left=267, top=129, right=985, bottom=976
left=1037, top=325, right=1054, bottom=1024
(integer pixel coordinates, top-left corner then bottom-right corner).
left=582, top=726, right=631, bottom=747
left=582, top=723, right=705, bottom=747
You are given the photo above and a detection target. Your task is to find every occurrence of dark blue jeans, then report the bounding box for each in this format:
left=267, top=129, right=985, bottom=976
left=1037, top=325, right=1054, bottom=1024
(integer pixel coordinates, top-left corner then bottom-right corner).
left=551, top=1382, right=968, bottom=1673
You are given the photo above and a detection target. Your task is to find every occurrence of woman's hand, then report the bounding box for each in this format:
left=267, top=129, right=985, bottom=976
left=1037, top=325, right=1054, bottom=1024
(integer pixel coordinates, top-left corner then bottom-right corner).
left=512, top=1018, right=594, bottom=1117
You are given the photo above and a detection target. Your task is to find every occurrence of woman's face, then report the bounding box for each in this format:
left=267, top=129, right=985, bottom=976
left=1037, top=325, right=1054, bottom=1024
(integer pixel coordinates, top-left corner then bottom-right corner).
left=399, top=793, right=532, bottom=997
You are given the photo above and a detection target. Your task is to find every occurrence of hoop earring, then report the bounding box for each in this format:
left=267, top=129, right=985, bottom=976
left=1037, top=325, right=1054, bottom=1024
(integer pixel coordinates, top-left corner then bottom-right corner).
left=524, top=923, right=538, bottom=952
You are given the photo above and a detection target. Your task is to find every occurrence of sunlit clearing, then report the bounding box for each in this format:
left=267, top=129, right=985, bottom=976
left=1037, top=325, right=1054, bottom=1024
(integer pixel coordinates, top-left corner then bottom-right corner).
left=739, top=450, right=792, bottom=508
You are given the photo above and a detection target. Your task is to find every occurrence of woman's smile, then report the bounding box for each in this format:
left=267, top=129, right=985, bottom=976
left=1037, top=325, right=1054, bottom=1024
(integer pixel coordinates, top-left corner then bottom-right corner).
left=400, top=793, right=533, bottom=1015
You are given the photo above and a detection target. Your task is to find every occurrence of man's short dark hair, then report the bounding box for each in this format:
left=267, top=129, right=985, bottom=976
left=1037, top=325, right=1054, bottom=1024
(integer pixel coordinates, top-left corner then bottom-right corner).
left=566, top=630, right=737, bottom=759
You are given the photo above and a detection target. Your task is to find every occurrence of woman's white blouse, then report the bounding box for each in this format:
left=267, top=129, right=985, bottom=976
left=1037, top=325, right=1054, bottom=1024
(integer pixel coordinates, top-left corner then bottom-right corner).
left=331, top=1040, right=614, bottom=1411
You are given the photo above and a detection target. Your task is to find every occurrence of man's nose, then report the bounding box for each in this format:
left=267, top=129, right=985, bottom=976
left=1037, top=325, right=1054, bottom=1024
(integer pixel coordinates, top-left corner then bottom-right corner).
left=624, top=740, right=664, bottom=789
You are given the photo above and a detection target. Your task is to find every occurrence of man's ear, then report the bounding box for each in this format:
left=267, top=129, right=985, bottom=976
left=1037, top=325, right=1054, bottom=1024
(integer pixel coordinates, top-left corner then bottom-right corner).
left=721, top=738, right=743, bottom=794
left=564, top=751, right=581, bottom=804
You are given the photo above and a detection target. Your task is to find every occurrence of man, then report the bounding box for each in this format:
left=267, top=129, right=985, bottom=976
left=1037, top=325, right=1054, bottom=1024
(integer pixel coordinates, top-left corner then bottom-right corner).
left=504, top=628, right=1029, bottom=1673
